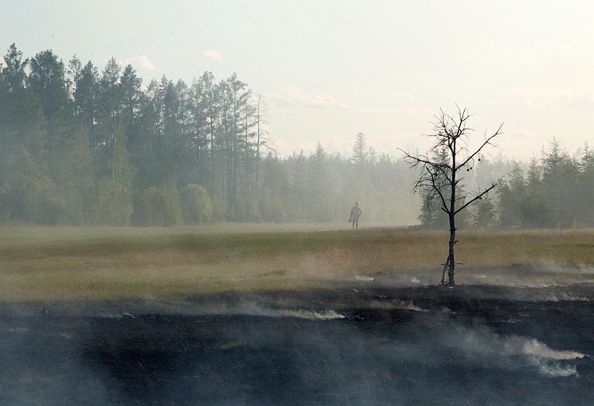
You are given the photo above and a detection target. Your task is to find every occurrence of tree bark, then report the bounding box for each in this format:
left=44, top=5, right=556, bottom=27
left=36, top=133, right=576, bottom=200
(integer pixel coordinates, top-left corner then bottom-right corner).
left=447, top=213, right=456, bottom=286
left=446, top=136, right=457, bottom=286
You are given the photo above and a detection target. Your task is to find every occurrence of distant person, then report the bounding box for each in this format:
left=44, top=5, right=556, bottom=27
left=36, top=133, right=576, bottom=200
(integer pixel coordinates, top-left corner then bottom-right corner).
left=349, top=202, right=362, bottom=230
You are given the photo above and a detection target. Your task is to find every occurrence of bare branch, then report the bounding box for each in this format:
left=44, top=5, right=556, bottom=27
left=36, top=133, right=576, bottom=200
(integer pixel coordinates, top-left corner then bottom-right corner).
left=454, top=182, right=498, bottom=215
left=456, top=123, right=503, bottom=170
left=426, top=168, right=450, bottom=214
left=454, top=105, right=469, bottom=138
left=398, top=147, right=451, bottom=170
left=398, top=147, right=453, bottom=184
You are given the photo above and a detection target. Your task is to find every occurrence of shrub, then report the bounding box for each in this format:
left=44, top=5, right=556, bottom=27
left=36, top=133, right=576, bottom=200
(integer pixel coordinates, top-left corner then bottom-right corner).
left=94, top=178, right=133, bottom=225
left=133, top=185, right=181, bottom=226
left=180, top=184, right=213, bottom=224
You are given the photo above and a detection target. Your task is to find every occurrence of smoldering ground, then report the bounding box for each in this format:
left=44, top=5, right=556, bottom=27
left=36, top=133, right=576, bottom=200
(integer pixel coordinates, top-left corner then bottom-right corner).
left=0, top=285, right=592, bottom=405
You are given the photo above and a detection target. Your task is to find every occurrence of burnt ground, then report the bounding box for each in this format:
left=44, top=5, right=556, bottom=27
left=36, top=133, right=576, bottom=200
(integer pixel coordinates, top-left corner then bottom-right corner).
left=0, top=284, right=593, bottom=405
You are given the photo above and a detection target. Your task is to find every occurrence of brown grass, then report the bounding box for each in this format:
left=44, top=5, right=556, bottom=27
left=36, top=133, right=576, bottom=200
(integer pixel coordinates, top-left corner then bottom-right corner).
left=0, top=225, right=593, bottom=302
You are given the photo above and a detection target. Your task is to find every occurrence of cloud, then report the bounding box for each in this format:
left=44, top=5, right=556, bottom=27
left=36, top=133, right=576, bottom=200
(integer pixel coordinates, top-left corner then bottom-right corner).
left=505, top=127, right=545, bottom=140
left=358, top=106, right=433, bottom=115
left=358, top=91, right=433, bottom=115
left=265, top=85, right=345, bottom=109
left=503, top=86, right=594, bottom=110
left=202, top=49, right=224, bottom=62
left=121, top=55, right=156, bottom=71
left=489, top=127, right=549, bottom=160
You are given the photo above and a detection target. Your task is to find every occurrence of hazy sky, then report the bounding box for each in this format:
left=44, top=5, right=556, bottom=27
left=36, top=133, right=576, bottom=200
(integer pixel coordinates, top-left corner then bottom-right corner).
left=3, top=0, right=594, bottom=160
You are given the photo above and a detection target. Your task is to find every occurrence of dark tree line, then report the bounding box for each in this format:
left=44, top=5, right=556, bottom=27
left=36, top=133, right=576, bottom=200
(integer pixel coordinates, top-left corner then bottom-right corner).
left=497, top=142, right=594, bottom=229
left=0, top=45, right=418, bottom=226
left=4, top=45, right=591, bottom=228
left=419, top=141, right=594, bottom=230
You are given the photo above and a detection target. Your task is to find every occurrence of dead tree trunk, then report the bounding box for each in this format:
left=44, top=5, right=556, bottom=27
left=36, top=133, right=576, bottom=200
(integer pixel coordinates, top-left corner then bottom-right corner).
left=402, top=107, right=502, bottom=287
left=445, top=212, right=456, bottom=286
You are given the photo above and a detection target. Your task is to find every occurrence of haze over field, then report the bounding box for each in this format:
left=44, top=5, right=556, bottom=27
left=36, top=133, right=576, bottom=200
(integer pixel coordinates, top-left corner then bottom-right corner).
left=1, top=3, right=594, bottom=404
left=3, top=0, right=594, bottom=159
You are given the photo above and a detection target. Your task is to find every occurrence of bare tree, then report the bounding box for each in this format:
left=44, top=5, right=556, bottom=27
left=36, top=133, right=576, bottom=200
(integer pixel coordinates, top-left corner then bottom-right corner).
left=401, top=107, right=503, bottom=287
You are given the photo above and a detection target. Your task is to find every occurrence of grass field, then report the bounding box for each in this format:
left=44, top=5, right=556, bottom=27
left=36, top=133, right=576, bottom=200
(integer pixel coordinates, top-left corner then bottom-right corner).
left=1, top=224, right=593, bottom=302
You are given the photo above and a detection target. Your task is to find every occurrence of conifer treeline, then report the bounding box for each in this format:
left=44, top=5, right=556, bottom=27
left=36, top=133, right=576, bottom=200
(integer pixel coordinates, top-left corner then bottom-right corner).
left=0, top=45, right=418, bottom=225
left=419, top=142, right=594, bottom=229
left=3, top=45, right=592, bottom=228
left=497, top=143, right=594, bottom=228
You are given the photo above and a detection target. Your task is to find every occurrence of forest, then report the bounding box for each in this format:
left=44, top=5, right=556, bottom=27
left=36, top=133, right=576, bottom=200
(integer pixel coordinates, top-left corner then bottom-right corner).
left=0, top=44, right=420, bottom=226
left=1, top=44, right=593, bottom=228
left=419, top=142, right=594, bottom=230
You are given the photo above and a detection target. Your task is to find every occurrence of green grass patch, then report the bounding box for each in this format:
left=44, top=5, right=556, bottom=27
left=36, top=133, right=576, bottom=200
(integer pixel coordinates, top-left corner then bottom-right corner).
left=0, top=225, right=593, bottom=302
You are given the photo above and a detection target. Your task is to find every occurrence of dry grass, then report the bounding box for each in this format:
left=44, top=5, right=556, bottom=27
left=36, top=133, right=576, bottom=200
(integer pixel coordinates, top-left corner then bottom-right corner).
left=1, top=225, right=593, bottom=302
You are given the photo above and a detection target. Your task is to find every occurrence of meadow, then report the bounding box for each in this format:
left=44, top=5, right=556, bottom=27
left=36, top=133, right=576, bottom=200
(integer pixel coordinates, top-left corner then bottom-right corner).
left=1, top=224, right=593, bottom=302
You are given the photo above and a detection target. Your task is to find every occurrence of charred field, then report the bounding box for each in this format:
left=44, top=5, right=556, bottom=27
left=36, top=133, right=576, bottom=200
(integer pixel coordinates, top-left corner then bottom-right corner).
left=1, top=286, right=593, bottom=405
left=0, top=226, right=593, bottom=405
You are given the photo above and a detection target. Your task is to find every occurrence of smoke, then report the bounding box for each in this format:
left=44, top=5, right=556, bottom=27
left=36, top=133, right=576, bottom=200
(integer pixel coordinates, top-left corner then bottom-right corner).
left=537, top=363, right=578, bottom=378
left=147, top=298, right=349, bottom=320
left=521, top=339, right=585, bottom=378
left=274, top=309, right=345, bottom=320
left=0, top=316, right=111, bottom=405
left=542, top=294, right=590, bottom=302
left=206, top=301, right=346, bottom=320
left=0, top=290, right=591, bottom=405
left=460, top=263, right=594, bottom=290
left=519, top=338, right=584, bottom=361
left=441, top=324, right=586, bottom=378
left=365, top=299, right=428, bottom=312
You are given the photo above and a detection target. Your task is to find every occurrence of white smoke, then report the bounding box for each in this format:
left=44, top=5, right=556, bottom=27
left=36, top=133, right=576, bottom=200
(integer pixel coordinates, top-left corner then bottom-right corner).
left=238, top=303, right=345, bottom=320
left=183, top=300, right=346, bottom=320
left=536, top=363, right=578, bottom=378
left=275, top=309, right=346, bottom=320
left=519, top=339, right=585, bottom=361
left=541, top=294, right=590, bottom=302
left=448, top=326, right=586, bottom=378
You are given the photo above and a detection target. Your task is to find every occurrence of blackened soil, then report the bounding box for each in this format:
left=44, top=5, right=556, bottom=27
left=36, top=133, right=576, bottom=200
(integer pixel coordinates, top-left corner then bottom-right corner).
left=1, top=285, right=593, bottom=405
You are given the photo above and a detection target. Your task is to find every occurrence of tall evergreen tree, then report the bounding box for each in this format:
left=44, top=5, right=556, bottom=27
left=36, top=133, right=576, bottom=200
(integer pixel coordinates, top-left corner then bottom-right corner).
left=351, top=132, right=368, bottom=166
left=542, top=141, right=579, bottom=227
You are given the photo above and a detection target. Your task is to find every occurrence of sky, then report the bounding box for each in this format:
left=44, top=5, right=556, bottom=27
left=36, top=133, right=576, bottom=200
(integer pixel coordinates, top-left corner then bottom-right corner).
left=3, top=0, right=594, bottom=160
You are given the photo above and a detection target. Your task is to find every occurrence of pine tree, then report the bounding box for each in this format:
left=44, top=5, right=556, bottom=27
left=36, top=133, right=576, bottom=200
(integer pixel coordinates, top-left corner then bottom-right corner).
left=473, top=196, right=495, bottom=228
left=498, top=164, right=525, bottom=227
left=577, top=145, right=594, bottom=226
left=542, top=141, right=579, bottom=227
left=352, top=132, right=368, bottom=166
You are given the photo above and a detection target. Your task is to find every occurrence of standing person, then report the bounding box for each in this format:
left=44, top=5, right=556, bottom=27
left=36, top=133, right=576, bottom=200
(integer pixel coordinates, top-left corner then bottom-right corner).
left=349, top=202, right=362, bottom=230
